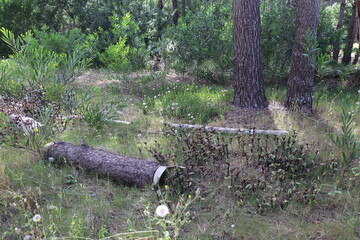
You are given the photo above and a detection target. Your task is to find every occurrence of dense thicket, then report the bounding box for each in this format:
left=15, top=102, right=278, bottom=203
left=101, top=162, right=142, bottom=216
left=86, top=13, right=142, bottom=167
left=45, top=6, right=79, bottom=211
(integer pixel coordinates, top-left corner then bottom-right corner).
left=0, top=0, right=357, bottom=82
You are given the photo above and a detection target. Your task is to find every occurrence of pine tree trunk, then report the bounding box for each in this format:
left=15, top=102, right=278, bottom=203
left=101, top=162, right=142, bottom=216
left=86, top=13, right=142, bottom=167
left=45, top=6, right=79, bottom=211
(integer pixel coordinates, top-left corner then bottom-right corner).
left=158, top=0, right=164, bottom=10
left=285, top=0, right=320, bottom=114
left=43, top=141, right=165, bottom=187
left=333, top=0, right=347, bottom=62
left=232, top=0, right=268, bottom=109
left=342, top=1, right=357, bottom=65
left=172, top=0, right=179, bottom=25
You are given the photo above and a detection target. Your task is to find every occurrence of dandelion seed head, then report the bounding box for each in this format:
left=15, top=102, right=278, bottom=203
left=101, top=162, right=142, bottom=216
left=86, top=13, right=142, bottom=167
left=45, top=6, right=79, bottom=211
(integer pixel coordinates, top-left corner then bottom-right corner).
left=156, top=204, right=170, bottom=218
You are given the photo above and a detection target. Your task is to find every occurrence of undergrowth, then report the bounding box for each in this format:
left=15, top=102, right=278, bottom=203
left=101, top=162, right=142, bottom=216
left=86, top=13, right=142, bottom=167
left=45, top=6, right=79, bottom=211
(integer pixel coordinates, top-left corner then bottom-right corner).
left=139, top=83, right=233, bottom=124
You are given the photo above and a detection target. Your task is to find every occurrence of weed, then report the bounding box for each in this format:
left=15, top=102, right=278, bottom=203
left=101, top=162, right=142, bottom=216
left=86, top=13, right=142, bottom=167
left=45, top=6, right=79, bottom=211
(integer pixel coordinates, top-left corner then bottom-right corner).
left=329, top=94, right=359, bottom=172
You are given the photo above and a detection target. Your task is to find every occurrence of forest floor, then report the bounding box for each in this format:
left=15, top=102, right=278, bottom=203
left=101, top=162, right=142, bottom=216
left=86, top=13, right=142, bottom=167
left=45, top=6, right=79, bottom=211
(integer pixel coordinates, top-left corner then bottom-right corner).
left=0, top=69, right=359, bottom=239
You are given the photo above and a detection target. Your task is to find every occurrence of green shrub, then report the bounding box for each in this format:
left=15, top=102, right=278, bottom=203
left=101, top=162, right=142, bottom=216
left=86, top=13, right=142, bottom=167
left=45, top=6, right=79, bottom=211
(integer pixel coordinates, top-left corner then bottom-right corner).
left=162, top=4, right=232, bottom=83
left=100, top=13, right=148, bottom=71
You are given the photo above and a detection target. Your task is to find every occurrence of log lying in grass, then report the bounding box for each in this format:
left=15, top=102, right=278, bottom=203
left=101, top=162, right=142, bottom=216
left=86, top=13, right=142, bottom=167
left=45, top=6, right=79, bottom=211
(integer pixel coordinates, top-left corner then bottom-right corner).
left=166, top=123, right=289, bottom=135
left=107, top=119, right=289, bottom=135
left=43, top=141, right=167, bottom=187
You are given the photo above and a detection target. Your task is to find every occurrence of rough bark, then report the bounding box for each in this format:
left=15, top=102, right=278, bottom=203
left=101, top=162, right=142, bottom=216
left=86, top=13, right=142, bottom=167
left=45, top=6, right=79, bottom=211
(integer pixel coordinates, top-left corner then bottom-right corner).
left=342, top=1, right=357, bottom=65
left=172, top=0, right=179, bottom=25
left=43, top=141, right=164, bottom=187
left=233, top=0, right=268, bottom=109
left=285, top=0, right=320, bottom=114
left=333, top=0, right=347, bottom=62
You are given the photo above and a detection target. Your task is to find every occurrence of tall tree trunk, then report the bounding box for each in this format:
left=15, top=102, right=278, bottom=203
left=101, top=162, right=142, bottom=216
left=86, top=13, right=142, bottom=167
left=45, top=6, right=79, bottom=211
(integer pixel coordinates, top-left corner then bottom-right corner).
left=285, top=0, right=320, bottom=114
left=352, top=48, right=360, bottom=64
left=233, top=0, right=268, bottom=109
left=333, top=0, right=347, bottom=62
left=342, top=1, right=357, bottom=65
left=182, top=0, right=186, bottom=15
left=157, top=0, right=164, bottom=10
left=172, top=0, right=179, bottom=25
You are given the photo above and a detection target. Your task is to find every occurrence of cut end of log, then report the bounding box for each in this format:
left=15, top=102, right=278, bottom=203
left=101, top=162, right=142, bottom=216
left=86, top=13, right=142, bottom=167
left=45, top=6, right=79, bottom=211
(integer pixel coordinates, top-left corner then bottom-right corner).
left=153, top=166, right=168, bottom=185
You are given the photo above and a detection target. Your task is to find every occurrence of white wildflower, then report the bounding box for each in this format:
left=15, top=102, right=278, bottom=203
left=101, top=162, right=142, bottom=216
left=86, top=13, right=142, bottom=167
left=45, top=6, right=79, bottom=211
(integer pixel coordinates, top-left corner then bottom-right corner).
left=15, top=227, right=21, bottom=234
left=156, top=204, right=170, bottom=218
left=47, top=205, right=55, bottom=210
left=23, top=235, right=32, bottom=240
left=32, top=214, right=41, bottom=222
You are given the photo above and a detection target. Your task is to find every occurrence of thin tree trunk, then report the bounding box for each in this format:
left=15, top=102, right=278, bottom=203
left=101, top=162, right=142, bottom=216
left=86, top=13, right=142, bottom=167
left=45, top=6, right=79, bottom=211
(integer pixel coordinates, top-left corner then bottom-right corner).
left=285, top=0, right=320, bottom=114
left=333, top=0, right=347, bottom=62
left=157, top=0, right=164, bottom=10
left=342, top=1, right=357, bottom=65
left=232, top=0, right=268, bottom=109
left=182, top=0, right=186, bottom=15
left=352, top=48, right=359, bottom=64
left=172, top=0, right=179, bottom=25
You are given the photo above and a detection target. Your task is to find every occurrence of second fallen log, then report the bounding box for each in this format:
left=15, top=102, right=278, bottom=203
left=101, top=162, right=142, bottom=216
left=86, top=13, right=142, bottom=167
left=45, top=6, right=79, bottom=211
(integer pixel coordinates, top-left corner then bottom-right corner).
left=43, top=141, right=167, bottom=187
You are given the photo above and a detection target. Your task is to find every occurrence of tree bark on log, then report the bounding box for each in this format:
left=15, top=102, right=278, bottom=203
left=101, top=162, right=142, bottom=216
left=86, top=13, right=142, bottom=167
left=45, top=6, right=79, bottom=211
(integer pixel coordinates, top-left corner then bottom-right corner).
left=43, top=141, right=167, bottom=187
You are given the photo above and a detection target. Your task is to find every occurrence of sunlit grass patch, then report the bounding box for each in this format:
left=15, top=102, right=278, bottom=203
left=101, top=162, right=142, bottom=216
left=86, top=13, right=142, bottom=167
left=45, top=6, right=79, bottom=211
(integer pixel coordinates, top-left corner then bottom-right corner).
left=139, top=83, right=233, bottom=124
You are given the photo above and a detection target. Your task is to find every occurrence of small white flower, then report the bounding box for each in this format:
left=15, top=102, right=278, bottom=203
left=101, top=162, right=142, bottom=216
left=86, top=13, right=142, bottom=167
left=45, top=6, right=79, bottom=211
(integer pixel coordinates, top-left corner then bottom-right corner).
left=231, top=224, right=235, bottom=228
left=143, top=102, right=146, bottom=105
left=23, top=235, right=32, bottom=240
left=160, top=120, right=164, bottom=123
left=48, top=205, right=55, bottom=210
left=156, top=204, right=170, bottom=217
left=356, top=102, right=360, bottom=105
left=358, top=89, right=360, bottom=94
left=32, top=214, right=41, bottom=222
left=15, top=227, right=21, bottom=234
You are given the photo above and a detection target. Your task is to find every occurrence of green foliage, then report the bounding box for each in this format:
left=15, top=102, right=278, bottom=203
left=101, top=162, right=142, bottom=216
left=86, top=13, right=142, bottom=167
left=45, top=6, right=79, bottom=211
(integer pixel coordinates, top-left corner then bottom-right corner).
left=261, top=0, right=296, bottom=80
left=0, top=28, right=89, bottom=99
left=163, top=3, right=232, bottom=84
left=100, top=13, right=148, bottom=71
left=139, top=83, right=233, bottom=124
left=32, top=26, right=88, bottom=55
left=75, top=87, right=123, bottom=129
left=329, top=94, right=359, bottom=171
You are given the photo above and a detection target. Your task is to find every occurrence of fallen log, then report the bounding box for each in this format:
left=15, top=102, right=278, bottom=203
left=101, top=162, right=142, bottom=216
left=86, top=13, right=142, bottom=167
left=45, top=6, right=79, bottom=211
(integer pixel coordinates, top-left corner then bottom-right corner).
left=166, top=123, right=289, bottom=135
left=43, top=141, right=168, bottom=187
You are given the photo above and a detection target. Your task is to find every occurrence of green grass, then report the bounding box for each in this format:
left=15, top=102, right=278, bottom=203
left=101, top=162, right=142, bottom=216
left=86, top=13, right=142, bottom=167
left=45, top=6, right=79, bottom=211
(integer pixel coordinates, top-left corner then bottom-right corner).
left=139, top=82, right=233, bottom=124
left=0, top=70, right=359, bottom=239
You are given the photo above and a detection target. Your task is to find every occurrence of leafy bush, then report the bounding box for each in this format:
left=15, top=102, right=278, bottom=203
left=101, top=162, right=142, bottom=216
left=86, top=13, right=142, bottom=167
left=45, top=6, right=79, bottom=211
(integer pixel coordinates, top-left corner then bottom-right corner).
left=0, top=28, right=89, bottom=99
left=139, top=83, right=233, bottom=124
left=75, top=87, right=124, bottom=129
left=100, top=13, right=148, bottom=71
left=329, top=94, right=359, bottom=172
left=162, top=4, right=232, bottom=83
